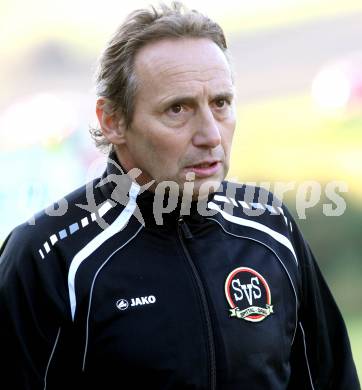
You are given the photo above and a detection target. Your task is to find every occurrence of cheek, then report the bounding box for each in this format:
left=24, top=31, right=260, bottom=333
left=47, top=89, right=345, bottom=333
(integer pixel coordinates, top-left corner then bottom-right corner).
left=131, top=117, right=192, bottom=169
left=150, top=133, right=188, bottom=160
left=222, top=125, right=235, bottom=152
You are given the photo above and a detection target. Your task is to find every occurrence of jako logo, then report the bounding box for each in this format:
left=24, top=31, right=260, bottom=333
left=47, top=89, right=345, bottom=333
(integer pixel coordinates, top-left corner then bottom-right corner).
left=116, top=299, right=129, bottom=310
left=116, top=295, right=156, bottom=311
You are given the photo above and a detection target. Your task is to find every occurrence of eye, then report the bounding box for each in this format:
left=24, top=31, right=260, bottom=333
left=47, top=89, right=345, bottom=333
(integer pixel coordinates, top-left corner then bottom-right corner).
left=214, top=98, right=229, bottom=109
left=215, top=99, right=225, bottom=108
left=169, top=104, right=183, bottom=114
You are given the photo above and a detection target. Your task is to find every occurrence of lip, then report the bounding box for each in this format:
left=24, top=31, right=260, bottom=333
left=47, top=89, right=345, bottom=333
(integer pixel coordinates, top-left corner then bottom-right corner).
left=184, top=160, right=221, bottom=178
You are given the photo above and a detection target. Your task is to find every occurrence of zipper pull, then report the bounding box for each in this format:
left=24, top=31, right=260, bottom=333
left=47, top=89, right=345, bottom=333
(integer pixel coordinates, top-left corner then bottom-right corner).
left=178, top=217, right=193, bottom=239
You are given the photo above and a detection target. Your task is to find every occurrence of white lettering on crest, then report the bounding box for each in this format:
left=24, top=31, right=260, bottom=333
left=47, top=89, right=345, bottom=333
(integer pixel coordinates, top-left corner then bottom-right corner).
left=232, top=277, right=261, bottom=305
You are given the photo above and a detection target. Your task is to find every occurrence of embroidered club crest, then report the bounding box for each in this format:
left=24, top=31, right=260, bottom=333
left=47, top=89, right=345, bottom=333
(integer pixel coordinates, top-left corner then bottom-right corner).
left=225, top=267, right=273, bottom=322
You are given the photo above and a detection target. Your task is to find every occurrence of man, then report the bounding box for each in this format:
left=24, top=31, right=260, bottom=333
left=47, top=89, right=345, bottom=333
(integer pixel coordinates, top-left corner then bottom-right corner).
left=0, top=2, right=359, bottom=389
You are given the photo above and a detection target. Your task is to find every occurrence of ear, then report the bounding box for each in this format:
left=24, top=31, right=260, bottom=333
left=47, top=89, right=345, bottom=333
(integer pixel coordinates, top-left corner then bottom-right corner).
left=96, top=98, right=127, bottom=145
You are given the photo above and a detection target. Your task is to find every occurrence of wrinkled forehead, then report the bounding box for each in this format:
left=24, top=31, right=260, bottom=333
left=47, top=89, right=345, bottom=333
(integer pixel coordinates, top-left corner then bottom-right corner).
left=133, top=37, right=233, bottom=98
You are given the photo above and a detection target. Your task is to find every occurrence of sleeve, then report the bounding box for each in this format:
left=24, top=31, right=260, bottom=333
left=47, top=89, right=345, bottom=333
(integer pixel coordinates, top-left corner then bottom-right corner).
left=0, top=225, right=79, bottom=389
left=286, top=213, right=360, bottom=390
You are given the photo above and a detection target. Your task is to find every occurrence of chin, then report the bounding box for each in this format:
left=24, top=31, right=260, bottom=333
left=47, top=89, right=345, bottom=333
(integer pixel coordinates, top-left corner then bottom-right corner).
left=192, top=177, right=222, bottom=201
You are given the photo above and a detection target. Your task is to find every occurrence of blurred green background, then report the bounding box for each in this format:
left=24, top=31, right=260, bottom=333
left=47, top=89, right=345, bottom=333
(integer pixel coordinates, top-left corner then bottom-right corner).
left=1, top=0, right=361, bottom=379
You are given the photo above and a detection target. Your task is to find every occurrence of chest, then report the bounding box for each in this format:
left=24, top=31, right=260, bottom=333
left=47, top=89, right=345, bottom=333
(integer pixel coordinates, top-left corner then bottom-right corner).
left=73, top=225, right=298, bottom=388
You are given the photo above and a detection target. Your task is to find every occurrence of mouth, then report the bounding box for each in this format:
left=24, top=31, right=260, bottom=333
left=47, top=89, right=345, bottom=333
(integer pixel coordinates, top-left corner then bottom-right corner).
left=185, top=160, right=221, bottom=178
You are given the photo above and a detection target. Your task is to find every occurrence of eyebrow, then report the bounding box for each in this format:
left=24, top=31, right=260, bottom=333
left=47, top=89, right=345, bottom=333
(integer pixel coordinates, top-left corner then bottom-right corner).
left=160, top=91, right=235, bottom=108
left=212, top=92, right=234, bottom=102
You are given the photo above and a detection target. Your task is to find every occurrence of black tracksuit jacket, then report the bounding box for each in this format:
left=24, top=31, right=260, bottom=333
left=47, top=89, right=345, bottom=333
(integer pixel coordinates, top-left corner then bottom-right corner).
left=0, top=158, right=360, bottom=389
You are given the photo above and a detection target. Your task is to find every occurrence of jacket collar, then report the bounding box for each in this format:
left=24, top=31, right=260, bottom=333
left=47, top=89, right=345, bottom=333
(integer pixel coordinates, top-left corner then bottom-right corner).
left=100, top=151, right=218, bottom=228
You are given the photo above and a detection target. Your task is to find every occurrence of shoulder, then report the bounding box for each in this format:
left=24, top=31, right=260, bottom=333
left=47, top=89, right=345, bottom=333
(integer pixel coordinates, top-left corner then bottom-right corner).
left=210, top=181, right=293, bottom=234
left=0, top=176, right=118, bottom=265
left=208, top=181, right=302, bottom=270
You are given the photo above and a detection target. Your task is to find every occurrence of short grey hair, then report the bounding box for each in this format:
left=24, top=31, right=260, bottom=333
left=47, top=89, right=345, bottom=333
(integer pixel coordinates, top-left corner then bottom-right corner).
left=91, top=1, right=229, bottom=149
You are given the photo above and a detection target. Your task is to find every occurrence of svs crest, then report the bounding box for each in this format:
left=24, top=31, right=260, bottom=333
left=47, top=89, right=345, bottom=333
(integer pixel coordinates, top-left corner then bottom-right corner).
left=225, top=267, right=273, bottom=322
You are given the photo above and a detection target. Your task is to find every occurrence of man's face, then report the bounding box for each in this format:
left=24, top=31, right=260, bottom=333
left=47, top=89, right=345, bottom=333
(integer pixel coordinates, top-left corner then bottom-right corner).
left=117, top=37, right=236, bottom=199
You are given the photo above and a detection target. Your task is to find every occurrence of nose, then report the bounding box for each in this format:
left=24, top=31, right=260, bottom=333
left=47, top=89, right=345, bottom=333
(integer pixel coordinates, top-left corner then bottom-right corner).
left=192, top=108, right=221, bottom=149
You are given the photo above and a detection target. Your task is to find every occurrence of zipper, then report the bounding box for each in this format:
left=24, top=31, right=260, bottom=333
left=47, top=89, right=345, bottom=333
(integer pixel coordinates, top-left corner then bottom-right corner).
left=177, top=217, right=217, bottom=390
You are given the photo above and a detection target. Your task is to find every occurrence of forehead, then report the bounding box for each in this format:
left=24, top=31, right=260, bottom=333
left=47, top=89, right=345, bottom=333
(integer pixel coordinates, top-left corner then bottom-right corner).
left=133, top=38, right=233, bottom=100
